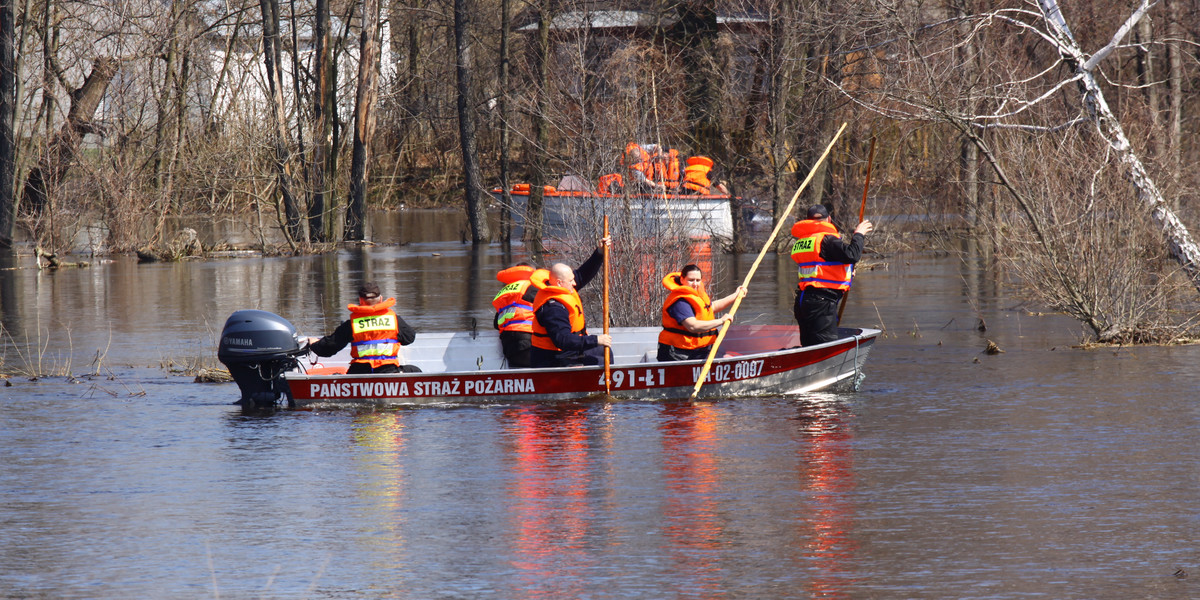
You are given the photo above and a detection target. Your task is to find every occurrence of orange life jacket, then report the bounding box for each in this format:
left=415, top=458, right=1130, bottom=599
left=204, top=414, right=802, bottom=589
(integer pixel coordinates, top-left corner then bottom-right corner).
left=348, top=298, right=402, bottom=368
left=682, top=163, right=712, bottom=193
left=621, top=142, right=653, bottom=180
left=493, top=265, right=536, bottom=333
left=658, top=272, right=717, bottom=350
left=529, top=269, right=588, bottom=351
left=598, top=173, right=624, bottom=195
left=654, top=148, right=681, bottom=189
left=790, top=219, right=853, bottom=291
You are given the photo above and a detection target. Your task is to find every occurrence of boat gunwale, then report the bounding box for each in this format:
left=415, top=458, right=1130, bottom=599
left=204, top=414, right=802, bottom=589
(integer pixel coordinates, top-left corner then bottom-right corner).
left=285, top=328, right=879, bottom=406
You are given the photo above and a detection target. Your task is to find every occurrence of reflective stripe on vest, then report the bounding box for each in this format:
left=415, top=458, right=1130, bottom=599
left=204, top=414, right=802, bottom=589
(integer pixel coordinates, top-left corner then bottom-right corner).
left=348, top=299, right=401, bottom=367
left=492, top=279, right=534, bottom=333
left=789, top=220, right=853, bottom=291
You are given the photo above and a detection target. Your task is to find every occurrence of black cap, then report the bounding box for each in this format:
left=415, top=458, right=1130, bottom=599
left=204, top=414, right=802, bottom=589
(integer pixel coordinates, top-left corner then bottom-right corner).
left=806, top=204, right=830, bottom=219
left=357, top=282, right=381, bottom=298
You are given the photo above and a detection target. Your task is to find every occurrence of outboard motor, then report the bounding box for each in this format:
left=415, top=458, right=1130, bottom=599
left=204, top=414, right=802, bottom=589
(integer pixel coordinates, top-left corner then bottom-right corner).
left=217, top=310, right=308, bottom=409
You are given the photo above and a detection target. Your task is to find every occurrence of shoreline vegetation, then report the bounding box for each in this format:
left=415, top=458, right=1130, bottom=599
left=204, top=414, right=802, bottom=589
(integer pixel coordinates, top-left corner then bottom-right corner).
left=0, top=2, right=1197, bottom=345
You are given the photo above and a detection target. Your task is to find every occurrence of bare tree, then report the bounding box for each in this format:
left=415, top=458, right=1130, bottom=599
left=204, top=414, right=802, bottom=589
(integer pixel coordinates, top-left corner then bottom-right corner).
left=260, top=0, right=303, bottom=245
left=838, top=0, right=1200, bottom=340
left=308, top=0, right=335, bottom=243
left=0, top=0, right=13, bottom=250
left=523, top=1, right=551, bottom=257
left=22, top=56, right=117, bottom=218
left=346, top=0, right=381, bottom=241
left=497, top=0, right=513, bottom=244
left=454, top=0, right=489, bottom=242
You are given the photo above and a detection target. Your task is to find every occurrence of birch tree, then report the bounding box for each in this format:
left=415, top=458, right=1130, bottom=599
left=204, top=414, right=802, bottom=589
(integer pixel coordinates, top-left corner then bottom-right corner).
left=840, top=0, right=1200, bottom=342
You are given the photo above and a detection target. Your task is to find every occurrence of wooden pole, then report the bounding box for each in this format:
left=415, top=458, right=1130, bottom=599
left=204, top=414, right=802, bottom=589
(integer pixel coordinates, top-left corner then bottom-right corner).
left=603, top=215, right=611, bottom=394
left=690, top=122, right=848, bottom=399
left=838, top=136, right=876, bottom=324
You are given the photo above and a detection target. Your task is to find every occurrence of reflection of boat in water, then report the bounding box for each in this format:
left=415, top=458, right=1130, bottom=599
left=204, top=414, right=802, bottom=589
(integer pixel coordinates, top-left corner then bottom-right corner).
left=217, top=310, right=878, bottom=409
left=494, top=177, right=736, bottom=240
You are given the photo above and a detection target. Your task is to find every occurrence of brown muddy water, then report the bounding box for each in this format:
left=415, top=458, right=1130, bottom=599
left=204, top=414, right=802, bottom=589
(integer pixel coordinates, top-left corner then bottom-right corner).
left=1, top=210, right=1199, bottom=599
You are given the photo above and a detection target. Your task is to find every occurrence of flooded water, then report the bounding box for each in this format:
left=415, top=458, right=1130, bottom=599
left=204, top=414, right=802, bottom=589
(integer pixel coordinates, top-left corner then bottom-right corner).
left=2, top=211, right=1199, bottom=599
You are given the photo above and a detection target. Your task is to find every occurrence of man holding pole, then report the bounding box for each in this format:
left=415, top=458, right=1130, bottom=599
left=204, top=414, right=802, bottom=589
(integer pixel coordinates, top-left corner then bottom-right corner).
left=529, top=236, right=613, bottom=368
left=790, top=204, right=873, bottom=346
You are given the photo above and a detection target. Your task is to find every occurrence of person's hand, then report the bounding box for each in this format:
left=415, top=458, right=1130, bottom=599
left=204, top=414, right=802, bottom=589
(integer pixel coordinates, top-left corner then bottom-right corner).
left=855, top=220, right=874, bottom=236
left=722, top=314, right=734, bottom=324
left=736, top=286, right=747, bottom=298
left=599, top=235, right=612, bottom=249
left=596, top=334, right=613, bottom=347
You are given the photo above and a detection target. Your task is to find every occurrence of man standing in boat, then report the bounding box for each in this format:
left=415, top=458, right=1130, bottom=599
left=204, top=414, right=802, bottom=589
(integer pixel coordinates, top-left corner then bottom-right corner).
left=309, top=282, right=421, bottom=373
left=529, top=237, right=613, bottom=368
left=657, top=265, right=746, bottom=361
left=791, top=204, right=873, bottom=346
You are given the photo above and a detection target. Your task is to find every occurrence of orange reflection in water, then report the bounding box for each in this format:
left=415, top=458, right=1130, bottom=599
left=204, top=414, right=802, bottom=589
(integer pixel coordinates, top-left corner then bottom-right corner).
left=659, top=401, right=724, bottom=599
left=795, top=403, right=859, bottom=598
left=505, top=404, right=594, bottom=599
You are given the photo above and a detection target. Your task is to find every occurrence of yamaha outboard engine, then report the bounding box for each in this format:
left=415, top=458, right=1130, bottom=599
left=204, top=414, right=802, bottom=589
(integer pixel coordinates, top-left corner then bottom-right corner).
left=218, top=310, right=308, bottom=409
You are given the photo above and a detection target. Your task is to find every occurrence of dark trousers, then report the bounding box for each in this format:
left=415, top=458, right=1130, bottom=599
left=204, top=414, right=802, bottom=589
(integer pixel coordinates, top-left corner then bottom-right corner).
left=499, top=331, right=532, bottom=368
left=347, top=362, right=422, bottom=374
left=794, top=287, right=843, bottom=347
left=656, top=342, right=712, bottom=362
left=530, top=345, right=609, bottom=368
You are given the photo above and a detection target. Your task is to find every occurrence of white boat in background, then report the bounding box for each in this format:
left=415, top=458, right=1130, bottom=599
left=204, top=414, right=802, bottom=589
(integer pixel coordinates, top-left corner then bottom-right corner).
left=493, top=175, right=735, bottom=240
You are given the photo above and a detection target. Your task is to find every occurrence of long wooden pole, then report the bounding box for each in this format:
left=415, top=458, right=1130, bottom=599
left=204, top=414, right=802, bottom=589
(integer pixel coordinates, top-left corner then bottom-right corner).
left=690, top=122, right=848, bottom=399
left=837, top=136, right=875, bottom=324
left=602, top=215, right=611, bottom=394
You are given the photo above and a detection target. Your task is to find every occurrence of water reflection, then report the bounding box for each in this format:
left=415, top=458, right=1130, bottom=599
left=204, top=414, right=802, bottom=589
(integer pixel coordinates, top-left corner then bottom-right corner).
left=659, top=401, right=723, bottom=598
left=791, top=400, right=859, bottom=597
left=503, top=404, right=595, bottom=599
left=350, top=412, right=410, bottom=568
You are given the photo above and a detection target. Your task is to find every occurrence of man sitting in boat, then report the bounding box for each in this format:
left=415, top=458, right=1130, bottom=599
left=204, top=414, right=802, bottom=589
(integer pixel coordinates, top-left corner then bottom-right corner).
left=529, top=237, right=613, bottom=368
left=658, top=265, right=745, bottom=361
left=621, top=142, right=666, bottom=193
left=653, top=147, right=682, bottom=191
left=492, top=262, right=537, bottom=368
left=309, top=282, right=421, bottom=373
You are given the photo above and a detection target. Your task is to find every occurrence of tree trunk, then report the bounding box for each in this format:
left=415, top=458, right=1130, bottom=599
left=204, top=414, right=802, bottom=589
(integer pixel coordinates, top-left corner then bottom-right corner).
left=0, top=0, right=14, bottom=249
left=498, top=0, right=512, bottom=244
left=346, top=0, right=380, bottom=241
left=153, top=1, right=181, bottom=193
left=1167, top=0, right=1183, bottom=187
left=767, top=5, right=798, bottom=252
left=259, top=0, right=303, bottom=245
left=524, top=4, right=550, bottom=257
left=953, top=0, right=980, bottom=228
left=1037, top=0, right=1200, bottom=293
left=22, top=57, right=118, bottom=217
left=1136, top=14, right=1160, bottom=156
left=454, top=0, right=489, bottom=243
left=309, top=0, right=332, bottom=242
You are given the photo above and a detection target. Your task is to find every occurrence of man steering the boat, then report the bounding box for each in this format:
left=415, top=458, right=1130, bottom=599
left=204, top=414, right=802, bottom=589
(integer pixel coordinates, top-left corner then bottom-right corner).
left=309, top=282, right=421, bottom=373
left=791, top=204, right=873, bottom=346
left=657, top=265, right=745, bottom=361
left=529, top=236, right=613, bottom=368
